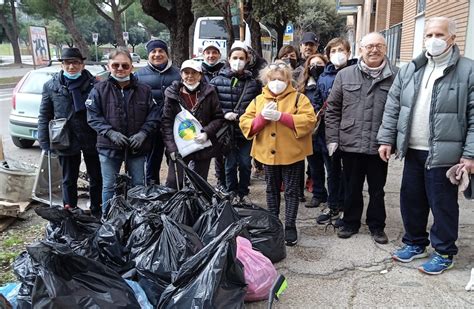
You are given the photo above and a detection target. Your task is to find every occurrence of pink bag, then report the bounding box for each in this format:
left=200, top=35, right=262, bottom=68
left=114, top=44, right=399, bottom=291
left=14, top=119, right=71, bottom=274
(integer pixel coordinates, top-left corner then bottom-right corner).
left=236, top=236, right=278, bottom=301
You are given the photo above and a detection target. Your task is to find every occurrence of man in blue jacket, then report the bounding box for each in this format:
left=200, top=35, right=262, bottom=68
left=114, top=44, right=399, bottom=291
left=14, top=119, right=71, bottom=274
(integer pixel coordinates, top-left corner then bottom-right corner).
left=378, top=17, right=474, bottom=275
left=135, top=39, right=180, bottom=185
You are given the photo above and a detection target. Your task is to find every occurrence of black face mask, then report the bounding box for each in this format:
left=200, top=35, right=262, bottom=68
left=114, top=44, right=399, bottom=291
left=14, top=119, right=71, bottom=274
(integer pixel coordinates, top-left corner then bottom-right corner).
left=309, top=65, right=325, bottom=79
left=282, top=58, right=297, bottom=69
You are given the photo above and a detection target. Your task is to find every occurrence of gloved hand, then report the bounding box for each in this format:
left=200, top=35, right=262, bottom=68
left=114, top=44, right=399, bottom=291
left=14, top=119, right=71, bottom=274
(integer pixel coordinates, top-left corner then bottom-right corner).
left=224, top=112, right=239, bottom=121
left=261, top=101, right=281, bottom=121
left=169, top=151, right=182, bottom=162
left=446, top=163, right=470, bottom=192
left=106, top=130, right=129, bottom=147
left=129, top=131, right=147, bottom=150
left=194, top=132, right=208, bottom=144
left=327, top=143, right=338, bottom=157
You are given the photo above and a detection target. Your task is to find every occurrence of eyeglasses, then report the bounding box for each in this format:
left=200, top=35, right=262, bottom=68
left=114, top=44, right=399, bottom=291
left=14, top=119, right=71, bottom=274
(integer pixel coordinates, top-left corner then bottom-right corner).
left=268, top=63, right=288, bottom=70
left=63, top=60, right=82, bottom=66
left=361, top=44, right=386, bottom=51
left=110, top=63, right=131, bottom=70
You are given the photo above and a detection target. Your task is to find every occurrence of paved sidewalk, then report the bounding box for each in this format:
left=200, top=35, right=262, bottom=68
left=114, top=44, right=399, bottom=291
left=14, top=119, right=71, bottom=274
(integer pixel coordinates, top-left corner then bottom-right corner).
left=246, top=159, right=474, bottom=308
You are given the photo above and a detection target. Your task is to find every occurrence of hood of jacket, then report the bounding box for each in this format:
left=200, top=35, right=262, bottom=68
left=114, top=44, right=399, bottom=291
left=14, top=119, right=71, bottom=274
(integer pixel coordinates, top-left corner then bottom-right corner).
left=147, top=58, right=174, bottom=73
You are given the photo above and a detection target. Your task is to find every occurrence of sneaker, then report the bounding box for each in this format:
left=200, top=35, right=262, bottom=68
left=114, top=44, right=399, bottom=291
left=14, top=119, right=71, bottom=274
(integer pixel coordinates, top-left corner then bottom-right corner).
left=239, top=195, right=252, bottom=205
left=371, top=230, right=389, bottom=244
left=337, top=226, right=358, bottom=239
left=285, top=227, right=298, bottom=246
left=392, top=244, right=428, bottom=263
left=316, top=208, right=340, bottom=224
left=334, top=212, right=344, bottom=228
left=299, top=195, right=306, bottom=203
left=305, top=197, right=325, bottom=208
left=418, top=252, right=454, bottom=275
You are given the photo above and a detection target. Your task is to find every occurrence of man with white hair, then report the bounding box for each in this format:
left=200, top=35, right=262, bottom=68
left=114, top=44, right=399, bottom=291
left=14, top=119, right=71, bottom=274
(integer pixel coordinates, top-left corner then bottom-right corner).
left=378, top=17, right=474, bottom=275
left=325, top=32, right=398, bottom=244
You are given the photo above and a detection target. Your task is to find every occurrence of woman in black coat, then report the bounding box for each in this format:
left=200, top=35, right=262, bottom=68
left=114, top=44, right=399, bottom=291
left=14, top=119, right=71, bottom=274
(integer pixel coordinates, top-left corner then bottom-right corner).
left=161, top=60, right=224, bottom=189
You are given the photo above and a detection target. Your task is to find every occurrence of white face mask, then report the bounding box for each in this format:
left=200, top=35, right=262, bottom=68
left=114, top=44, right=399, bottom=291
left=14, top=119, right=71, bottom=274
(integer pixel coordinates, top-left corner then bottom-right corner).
left=330, top=52, right=348, bottom=67
left=229, top=59, right=246, bottom=72
left=425, top=37, right=448, bottom=56
left=267, top=80, right=287, bottom=95
left=183, top=81, right=200, bottom=91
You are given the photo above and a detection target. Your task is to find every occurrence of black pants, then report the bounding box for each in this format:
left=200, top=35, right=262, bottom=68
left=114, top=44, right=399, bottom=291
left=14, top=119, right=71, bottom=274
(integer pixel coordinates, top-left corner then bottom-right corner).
left=58, top=152, right=102, bottom=214
left=264, top=160, right=304, bottom=228
left=146, top=132, right=165, bottom=185
left=342, top=152, right=387, bottom=232
left=166, top=157, right=212, bottom=190
left=400, top=149, right=459, bottom=255
left=214, top=154, right=226, bottom=187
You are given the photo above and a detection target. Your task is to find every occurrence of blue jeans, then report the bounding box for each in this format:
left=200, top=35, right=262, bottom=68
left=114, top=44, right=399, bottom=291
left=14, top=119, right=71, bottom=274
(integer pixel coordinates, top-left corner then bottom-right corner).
left=99, top=154, right=146, bottom=209
left=225, top=139, right=252, bottom=197
left=400, top=149, right=459, bottom=256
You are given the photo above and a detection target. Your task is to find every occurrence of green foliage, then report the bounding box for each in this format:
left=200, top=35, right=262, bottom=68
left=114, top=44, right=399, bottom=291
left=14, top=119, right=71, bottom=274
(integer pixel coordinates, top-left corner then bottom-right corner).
left=3, top=235, right=23, bottom=248
left=192, top=0, right=222, bottom=18
left=88, top=44, right=104, bottom=62
left=135, top=44, right=148, bottom=59
left=127, top=2, right=167, bottom=37
left=128, top=26, right=149, bottom=47
left=294, top=0, right=346, bottom=50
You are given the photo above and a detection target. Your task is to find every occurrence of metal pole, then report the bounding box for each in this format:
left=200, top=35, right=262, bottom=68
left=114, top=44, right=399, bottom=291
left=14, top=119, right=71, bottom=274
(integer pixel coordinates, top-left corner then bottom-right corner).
left=47, top=151, right=52, bottom=207
left=239, top=0, right=245, bottom=41
left=95, top=41, right=98, bottom=62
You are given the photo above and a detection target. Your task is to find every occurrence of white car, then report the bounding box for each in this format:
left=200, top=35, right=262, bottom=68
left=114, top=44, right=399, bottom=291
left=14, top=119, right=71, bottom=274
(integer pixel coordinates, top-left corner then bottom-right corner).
left=130, top=53, right=141, bottom=63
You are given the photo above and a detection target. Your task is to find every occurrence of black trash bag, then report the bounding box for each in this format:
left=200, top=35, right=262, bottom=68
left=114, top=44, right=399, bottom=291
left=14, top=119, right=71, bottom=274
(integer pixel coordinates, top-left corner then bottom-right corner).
left=233, top=203, right=286, bottom=263
left=136, top=215, right=203, bottom=306
left=127, top=184, right=176, bottom=209
left=159, top=188, right=208, bottom=227
left=27, top=241, right=140, bottom=309
left=13, top=251, right=39, bottom=309
left=193, top=199, right=241, bottom=245
left=157, top=219, right=249, bottom=309
left=102, top=194, right=136, bottom=225
left=126, top=213, right=163, bottom=262
left=137, top=269, right=170, bottom=307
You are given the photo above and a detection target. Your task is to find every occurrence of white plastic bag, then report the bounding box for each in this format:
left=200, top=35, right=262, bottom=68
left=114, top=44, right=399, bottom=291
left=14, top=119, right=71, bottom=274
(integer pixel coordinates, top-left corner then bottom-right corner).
left=173, top=106, right=212, bottom=157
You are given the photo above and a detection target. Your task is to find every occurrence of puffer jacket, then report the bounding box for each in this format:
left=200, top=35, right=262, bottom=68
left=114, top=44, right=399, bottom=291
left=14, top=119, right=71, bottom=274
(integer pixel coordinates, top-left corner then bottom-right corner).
left=210, top=66, right=261, bottom=140
left=202, top=61, right=225, bottom=83
left=161, top=81, right=224, bottom=160
left=325, top=58, right=398, bottom=155
left=317, top=59, right=359, bottom=104
left=38, top=70, right=97, bottom=156
left=377, top=45, right=474, bottom=167
left=86, top=75, right=159, bottom=154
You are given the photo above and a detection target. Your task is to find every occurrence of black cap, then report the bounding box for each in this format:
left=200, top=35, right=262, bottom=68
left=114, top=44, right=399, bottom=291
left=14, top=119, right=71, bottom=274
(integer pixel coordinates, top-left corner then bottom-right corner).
left=58, top=48, right=86, bottom=61
left=301, top=32, right=319, bottom=45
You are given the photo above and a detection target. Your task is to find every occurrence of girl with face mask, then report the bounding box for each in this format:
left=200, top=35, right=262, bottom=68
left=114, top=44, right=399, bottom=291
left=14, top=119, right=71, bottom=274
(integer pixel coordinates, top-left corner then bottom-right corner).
left=209, top=44, right=262, bottom=202
left=239, top=61, right=317, bottom=246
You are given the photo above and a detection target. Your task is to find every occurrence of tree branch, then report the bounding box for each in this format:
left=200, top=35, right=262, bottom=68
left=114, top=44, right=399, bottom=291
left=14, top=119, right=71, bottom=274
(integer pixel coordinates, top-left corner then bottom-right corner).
left=140, top=0, right=173, bottom=27
left=118, top=0, right=134, bottom=14
left=88, top=0, right=114, bottom=23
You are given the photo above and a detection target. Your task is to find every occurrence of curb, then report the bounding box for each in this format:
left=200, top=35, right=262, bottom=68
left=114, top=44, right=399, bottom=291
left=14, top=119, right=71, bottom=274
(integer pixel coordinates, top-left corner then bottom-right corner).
left=0, top=83, right=16, bottom=89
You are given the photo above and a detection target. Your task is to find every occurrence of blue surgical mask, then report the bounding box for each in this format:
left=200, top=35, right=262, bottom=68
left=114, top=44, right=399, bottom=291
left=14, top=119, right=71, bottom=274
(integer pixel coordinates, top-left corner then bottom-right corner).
left=63, top=71, right=81, bottom=79
left=111, top=74, right=131, bottom=82
left=204, top=61, right=217, bottom=67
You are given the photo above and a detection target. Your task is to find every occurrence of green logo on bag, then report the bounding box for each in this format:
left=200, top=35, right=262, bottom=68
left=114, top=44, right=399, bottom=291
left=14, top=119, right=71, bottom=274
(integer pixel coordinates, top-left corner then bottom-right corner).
left=178, top=119, right=197, bottom=141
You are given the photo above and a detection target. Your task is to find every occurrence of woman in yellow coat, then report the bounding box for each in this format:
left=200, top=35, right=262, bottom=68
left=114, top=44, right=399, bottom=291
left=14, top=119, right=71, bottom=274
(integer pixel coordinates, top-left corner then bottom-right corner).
left=240, top=61, right=316, bottom=246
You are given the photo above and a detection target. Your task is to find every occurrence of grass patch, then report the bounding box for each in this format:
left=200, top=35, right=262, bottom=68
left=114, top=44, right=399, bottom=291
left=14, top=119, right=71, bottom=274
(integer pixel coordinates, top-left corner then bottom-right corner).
left=3, top=235, right=24, bottom=248
left=0, top=76, right=21, bottom=85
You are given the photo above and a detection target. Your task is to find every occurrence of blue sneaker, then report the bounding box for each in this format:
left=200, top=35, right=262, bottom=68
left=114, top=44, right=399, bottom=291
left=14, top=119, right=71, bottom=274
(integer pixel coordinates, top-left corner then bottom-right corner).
left=418, top=252, right=453, bottom=275
left=392, top=244, right=428, bottom=263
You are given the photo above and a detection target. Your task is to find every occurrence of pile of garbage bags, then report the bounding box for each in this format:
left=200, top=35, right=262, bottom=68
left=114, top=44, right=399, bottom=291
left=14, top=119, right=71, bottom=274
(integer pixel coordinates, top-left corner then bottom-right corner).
left=2, top=172, right=285, bottom=308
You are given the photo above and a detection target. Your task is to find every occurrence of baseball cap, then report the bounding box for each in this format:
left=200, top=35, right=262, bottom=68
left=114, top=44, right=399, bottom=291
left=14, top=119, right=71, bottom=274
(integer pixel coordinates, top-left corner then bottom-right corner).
left=301, top=32, right=319, bottom=45
left=180, top=59, right=202, bottom=73
left=230, top=40, right=249, bottom=51
left=202, top=41, right=221, bottom=53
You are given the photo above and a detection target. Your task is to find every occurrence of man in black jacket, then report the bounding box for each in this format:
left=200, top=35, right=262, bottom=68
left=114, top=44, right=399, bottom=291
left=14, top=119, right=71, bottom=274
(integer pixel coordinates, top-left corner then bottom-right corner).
left=38, top=47, right=102, bottom=217
left=87, top=48, right=159, bottom=208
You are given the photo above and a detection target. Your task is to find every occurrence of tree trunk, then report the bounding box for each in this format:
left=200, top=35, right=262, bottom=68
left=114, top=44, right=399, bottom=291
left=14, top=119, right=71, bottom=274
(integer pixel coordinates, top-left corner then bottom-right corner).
left=140, top=0, right=193, bottom=65
left=111, top=4, right=125, bottom=47
left=273, top=24, right=286, bottom=54
left=0, top=0, right=22, bottom=64
left=244, top=1, right=262, bottom=57
left=51, top=1, right=90, bottom=58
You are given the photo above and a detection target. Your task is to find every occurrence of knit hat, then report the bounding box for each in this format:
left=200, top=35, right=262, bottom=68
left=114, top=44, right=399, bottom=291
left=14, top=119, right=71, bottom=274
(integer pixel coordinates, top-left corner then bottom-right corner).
left=146, top=39, right=168, bottom=55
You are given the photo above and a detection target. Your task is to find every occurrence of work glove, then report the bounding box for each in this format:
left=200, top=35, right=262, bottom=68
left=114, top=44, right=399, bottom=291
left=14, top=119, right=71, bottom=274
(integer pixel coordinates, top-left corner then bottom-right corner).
left=446, top=164, right=470, bottom=192
left=261, top=102, right=281, bottom=121
left=129, top=131, right=147, bottom=150
left=106, top=130, right=129, bottom=147
left=327, top=143, right=338, bottom=157
left=169, top=151, right=182, bottom=162
left=194, top=132, right=208, bottom=144
left=224, top=112, right=239, bottom=121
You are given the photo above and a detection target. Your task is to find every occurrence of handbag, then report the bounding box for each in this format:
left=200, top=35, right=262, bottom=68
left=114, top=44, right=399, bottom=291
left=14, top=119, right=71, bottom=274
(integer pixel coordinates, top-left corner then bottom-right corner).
left=313, top=100, right=328, bottom=136
left=216, top=80, right=249, bottom=154
left=49, top=112, right=72, bottom=150
left=173, top=105, right=212, bottom=157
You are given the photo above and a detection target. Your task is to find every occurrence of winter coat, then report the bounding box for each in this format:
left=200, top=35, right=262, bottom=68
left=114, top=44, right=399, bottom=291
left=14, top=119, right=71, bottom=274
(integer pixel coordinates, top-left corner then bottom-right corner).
left=38, top=70, right=97, bottom=156
left=202, top=61, right=225, bottom=84
left=86, top=75, right=159, bottom=154
left=377, top=45, right=474, bottom=167
left=134, top=60, right=181, bottom=118
left=325, top=58, right=398, bottom=155
left=210, top=66, right=261, bottom=140
left=161, top=81, right=224, bottom=161
left=239, top=84, right=316, bottom=165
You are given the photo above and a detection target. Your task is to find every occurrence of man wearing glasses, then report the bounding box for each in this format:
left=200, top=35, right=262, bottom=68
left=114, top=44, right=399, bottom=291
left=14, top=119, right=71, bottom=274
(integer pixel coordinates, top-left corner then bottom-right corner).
left=325, top=32, right=398, bottom=244
left=87, top=47, right=159, bottom=209
left=38, top=47, right=102, bottom=217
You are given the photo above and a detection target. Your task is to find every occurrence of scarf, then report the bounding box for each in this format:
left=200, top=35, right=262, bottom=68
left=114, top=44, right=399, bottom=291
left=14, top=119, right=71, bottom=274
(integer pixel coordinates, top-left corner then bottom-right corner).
left=63, top=72, right=87, bottom=112
left=359, top=58, right=387, bottom=78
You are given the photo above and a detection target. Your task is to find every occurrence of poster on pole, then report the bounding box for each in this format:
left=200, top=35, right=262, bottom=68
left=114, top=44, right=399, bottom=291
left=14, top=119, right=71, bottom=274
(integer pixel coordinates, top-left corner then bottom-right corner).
left=28, top=26, right=50, bottom=66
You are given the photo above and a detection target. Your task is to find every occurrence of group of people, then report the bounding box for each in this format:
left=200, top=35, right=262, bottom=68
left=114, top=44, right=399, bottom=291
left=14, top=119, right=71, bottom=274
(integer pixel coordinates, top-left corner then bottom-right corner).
left=38, top=15, right=473, bottom=276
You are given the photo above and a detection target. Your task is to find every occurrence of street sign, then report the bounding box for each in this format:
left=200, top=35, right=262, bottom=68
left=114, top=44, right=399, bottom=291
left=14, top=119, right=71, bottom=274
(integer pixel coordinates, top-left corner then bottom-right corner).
left=123, top=32, right=129, bottom=41
left=92, top=33, right=98, bottom=43
left=283, top=23, right=293, bottom=45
